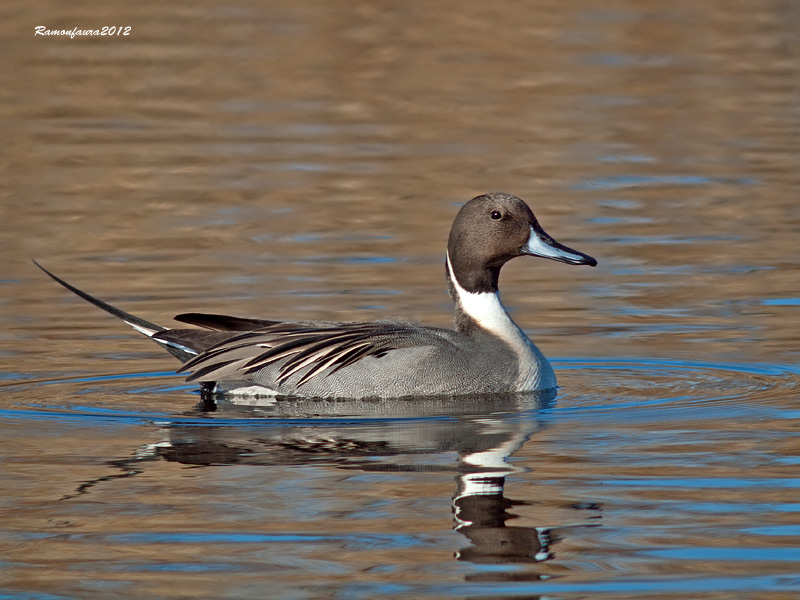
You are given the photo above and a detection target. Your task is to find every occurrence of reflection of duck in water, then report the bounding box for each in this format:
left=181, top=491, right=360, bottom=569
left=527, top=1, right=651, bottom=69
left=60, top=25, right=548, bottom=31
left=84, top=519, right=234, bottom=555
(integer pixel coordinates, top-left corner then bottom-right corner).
left=453, top=458, right=553, bottom=565
left=442, top=393, right=557, bottom=565
left=66, top=392, right=575, bottom=566
left=152, top=392, right=552, bottom=471
left=36, top=193, right=595, bottom=399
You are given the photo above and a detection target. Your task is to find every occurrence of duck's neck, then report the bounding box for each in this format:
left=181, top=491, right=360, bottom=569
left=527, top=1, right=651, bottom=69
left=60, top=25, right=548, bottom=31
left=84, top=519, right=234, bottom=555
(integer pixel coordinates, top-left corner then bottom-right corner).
left=446, top=253, right=525, bottom=344
left=445, top=253, right=556, bottom=391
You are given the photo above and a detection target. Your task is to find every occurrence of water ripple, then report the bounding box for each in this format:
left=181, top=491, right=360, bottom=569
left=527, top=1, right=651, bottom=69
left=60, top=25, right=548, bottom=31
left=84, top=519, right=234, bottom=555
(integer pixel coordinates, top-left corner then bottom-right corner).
left=1, top=358, right=797, bottom=425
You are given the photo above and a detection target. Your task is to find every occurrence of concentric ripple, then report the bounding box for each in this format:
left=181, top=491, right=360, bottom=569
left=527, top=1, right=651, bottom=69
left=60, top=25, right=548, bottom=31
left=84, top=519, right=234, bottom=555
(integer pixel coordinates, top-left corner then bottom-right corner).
left=1, top=357, right=797, bottom=425
left=554, top=357, right=800, bottom=413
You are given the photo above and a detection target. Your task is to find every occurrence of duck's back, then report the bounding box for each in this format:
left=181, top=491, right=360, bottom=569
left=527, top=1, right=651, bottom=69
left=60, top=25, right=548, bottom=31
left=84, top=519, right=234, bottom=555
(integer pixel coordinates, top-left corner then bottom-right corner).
left=170, top=320, right=524, bottom=399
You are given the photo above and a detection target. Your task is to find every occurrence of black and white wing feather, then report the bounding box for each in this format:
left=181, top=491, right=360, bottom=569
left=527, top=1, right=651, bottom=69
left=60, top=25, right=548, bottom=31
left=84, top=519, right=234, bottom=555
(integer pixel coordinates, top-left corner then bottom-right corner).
left=174, top=320, right=426, bottom=387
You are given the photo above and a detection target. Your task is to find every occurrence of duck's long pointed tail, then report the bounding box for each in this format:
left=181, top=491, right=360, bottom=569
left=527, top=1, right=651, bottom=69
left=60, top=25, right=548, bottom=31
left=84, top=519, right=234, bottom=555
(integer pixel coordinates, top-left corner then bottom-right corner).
left=33, top=260, right=197, bottom=362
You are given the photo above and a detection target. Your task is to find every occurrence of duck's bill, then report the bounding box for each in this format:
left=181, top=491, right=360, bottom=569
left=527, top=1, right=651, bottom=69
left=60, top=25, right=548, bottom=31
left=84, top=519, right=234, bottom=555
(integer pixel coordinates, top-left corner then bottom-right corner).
left=522, top=225, right=597, bottom=267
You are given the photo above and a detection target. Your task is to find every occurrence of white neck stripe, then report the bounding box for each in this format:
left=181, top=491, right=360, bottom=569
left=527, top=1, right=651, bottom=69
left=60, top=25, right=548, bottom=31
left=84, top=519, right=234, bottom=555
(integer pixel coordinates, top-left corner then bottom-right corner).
left=446, top=254, right=522, bottom=344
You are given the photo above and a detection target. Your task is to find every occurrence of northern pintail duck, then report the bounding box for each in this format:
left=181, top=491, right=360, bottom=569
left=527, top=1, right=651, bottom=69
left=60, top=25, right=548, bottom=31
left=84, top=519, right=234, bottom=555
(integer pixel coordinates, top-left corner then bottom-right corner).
left=36, top=193, right=596, bottom=398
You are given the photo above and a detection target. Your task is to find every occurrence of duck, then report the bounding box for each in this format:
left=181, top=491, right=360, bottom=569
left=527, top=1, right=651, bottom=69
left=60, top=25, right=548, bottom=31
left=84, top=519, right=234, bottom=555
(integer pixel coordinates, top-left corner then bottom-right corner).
left=35, top=193, right=596, bottom=399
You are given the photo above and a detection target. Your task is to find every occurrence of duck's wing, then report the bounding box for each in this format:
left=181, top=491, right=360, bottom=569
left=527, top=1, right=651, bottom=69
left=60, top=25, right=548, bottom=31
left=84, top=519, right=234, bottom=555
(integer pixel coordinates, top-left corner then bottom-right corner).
left=33, top=262, right=452, bottom=387
left=169, top=320, right=441, bottom=388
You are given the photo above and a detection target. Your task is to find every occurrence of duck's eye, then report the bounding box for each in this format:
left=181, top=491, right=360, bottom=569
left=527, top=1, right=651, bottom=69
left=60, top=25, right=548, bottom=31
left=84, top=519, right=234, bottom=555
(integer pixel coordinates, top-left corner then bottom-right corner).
left=490, top=210, right=502, bottom=220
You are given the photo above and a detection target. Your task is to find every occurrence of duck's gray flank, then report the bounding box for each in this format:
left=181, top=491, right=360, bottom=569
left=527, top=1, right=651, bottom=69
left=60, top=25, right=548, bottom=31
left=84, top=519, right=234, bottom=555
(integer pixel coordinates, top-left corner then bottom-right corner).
left=35, top=192, right=596, bottom=399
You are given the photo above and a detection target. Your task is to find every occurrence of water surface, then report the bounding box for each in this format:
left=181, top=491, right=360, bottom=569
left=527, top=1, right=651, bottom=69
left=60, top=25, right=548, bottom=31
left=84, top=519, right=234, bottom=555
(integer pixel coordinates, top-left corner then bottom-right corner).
left=2, top=1, right=799, bottom=598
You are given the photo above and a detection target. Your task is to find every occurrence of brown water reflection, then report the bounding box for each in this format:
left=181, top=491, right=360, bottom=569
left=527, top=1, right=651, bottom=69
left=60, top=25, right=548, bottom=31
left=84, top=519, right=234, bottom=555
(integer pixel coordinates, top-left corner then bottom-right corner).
left=2, top=0, right=799, bottom=598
